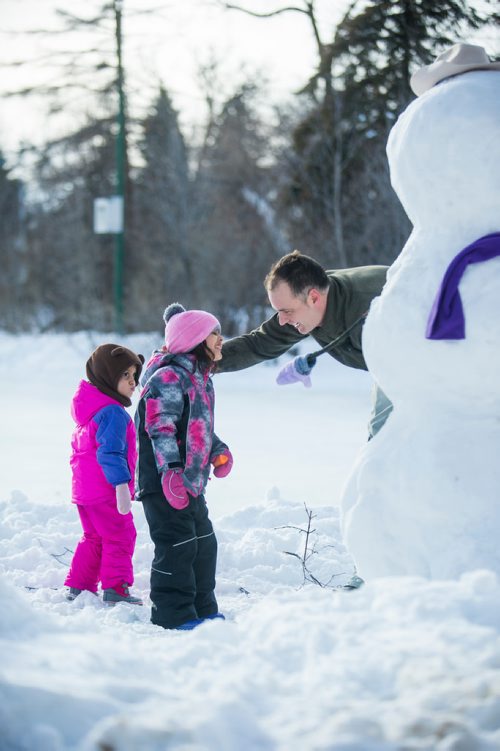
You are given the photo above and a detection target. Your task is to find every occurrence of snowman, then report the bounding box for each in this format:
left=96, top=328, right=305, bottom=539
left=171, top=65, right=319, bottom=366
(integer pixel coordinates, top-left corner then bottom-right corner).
left=340, top=44, right=500, bottom=580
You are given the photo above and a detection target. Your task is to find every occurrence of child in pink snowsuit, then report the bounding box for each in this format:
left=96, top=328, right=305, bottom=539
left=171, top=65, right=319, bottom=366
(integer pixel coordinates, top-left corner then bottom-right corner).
left=64, top=343, right=144, bottom=605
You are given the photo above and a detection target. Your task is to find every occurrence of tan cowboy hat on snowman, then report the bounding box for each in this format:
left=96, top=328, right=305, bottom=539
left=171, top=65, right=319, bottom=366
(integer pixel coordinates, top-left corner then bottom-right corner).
left=410, top=42, right=500, bottom=96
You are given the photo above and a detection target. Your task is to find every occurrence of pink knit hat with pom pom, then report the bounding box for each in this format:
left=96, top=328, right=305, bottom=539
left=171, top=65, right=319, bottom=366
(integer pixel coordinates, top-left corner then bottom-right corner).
left=164, top=303, right=220, bottom=354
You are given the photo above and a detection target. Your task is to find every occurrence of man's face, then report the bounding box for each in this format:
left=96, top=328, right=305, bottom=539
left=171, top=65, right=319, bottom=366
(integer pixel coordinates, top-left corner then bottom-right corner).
left=268, top=281, right=324, bottom=335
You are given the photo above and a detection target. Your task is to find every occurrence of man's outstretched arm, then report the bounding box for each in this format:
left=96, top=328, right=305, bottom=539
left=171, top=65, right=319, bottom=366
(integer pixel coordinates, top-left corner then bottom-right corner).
left=218, top=313, right=306, bottom=372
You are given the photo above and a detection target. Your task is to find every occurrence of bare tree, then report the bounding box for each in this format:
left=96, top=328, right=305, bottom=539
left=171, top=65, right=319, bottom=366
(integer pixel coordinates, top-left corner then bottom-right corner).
left=277, top=504, right=353, bottom=589
left=224, top=0, right=499, bottom=268
left=190, top=81, right=279, bottom=331
left=27, top=119, right=118, bottom=331
left=222, top=0, right=353, bottom=266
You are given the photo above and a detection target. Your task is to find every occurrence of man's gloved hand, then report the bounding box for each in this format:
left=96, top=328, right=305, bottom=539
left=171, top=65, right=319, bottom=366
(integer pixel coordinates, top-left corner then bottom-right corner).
left=211, top=449, right=233, bottom=478
left=116, top=483, right=132, bottom=514
left=162, top=469, right=189, bottom=509
left=276, top=356, right=313, bottom=388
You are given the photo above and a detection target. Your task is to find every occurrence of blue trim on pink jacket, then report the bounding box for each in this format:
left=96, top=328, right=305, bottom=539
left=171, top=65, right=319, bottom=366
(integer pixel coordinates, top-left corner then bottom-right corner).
left=70, top=380, right=137, bottom=505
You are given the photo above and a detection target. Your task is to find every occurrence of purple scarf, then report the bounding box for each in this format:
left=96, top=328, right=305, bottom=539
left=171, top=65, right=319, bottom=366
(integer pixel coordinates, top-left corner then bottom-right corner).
left=426, top=232, right=500, bottom=340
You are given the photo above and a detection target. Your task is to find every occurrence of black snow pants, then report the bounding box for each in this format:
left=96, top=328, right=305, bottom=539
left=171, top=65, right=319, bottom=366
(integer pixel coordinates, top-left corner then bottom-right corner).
left=142, top=491, right=218, bottom=629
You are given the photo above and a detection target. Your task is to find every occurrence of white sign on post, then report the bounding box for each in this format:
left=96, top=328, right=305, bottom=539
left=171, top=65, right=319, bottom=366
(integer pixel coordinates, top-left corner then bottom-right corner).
left=93, top=196, right=124, bottom=234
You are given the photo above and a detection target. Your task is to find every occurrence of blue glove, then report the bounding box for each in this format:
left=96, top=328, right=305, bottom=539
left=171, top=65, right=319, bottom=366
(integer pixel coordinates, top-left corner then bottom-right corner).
left=276, top=356, right=313, bottom=388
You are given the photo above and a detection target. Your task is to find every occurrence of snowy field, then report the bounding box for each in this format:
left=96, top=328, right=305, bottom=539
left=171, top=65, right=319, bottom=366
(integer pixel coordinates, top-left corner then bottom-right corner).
left=1, top=331, right=500, bottom=751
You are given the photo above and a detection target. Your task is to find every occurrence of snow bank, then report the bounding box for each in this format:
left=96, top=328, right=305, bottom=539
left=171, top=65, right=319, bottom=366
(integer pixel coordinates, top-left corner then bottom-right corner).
left=1, top=491, right=500, bottom=750
left=1, top=332, right=500, bottom=749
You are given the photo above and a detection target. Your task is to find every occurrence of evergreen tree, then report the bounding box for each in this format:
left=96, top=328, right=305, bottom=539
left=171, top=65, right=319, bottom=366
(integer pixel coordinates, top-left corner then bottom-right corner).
left=28, top=116, right=118, bottom=330
left=0, top=152, right=27, bottom=330
left=331, top=0, right=499, bottom=133
left=129, top=87, right=192, bottom=329
left=191, top=84, right=279, bottom=331
left=334, top=0, right=498, bottom=264
left=278, top=0, right=499, bottom=267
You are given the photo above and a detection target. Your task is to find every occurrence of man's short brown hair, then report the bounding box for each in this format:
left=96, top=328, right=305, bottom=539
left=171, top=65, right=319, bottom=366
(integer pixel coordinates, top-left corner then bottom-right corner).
left=264, top=250, right=329, bottom=297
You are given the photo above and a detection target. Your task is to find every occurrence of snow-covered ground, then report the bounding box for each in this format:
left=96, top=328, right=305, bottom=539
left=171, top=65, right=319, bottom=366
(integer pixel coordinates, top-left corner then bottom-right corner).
left=1, top=332, right=500, bottom=751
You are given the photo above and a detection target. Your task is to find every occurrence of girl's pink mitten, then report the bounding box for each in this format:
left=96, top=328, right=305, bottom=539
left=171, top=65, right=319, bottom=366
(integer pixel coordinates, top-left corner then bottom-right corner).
left=162, top=469, right=189, bottom=509
left=212, top=449, right=233, bottom=478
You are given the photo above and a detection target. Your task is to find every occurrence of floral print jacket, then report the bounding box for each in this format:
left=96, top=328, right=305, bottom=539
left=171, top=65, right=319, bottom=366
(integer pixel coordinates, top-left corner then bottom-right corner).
left=135, top=351, right=228, bottom=500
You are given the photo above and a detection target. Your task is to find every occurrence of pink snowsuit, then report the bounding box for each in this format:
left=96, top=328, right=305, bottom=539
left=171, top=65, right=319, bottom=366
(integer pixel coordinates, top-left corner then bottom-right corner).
left=64, top=380, right=137, bottom=592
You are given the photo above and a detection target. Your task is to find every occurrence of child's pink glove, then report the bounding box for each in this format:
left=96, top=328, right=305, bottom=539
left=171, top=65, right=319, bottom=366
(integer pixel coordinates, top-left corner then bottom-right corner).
left=162, top=469, right=189, bottom=509
left=116, top=483, right=132, bottom=514
left=212, top=449, right=233, bottom=478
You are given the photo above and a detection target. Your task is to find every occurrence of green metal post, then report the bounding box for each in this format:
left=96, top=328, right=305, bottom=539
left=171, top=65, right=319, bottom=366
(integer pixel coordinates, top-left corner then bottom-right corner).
left=114, top=0, right=125, bottom=334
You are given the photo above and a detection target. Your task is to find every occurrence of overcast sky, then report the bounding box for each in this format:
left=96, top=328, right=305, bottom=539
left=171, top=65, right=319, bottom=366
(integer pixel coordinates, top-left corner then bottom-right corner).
left=1, top=0, right=498, bottom=165
left=0, top=0, right=347, bottom=159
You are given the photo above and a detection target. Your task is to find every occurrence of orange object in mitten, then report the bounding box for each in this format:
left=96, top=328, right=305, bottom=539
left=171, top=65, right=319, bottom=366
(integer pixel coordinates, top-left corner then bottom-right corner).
left=212, top=449, right=233, bottom=478
left=212, top=454, right=229, bottom=468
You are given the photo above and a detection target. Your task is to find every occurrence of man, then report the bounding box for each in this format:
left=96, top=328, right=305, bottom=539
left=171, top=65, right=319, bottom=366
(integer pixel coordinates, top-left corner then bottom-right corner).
left=218, top=250, right=392, bottom=437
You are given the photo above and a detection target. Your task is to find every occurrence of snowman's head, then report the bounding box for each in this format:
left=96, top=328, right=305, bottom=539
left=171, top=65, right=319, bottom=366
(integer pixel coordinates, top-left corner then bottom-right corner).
left=387, top=69, right=500, bottom=230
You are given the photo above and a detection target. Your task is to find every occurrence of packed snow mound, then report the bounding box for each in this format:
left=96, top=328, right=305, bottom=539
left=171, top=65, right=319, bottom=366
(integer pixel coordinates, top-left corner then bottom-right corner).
left=2, top=494, right=500, bottom=750
left=0, top=490, right=357, bottom=598
left=341, top=70, right=500, bottom=580
left=0, top=577, right=58, bottom=638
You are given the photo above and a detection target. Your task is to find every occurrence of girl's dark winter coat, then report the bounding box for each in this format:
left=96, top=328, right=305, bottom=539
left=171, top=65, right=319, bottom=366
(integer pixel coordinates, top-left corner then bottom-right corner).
left=135, top=351, right=228, bottom=500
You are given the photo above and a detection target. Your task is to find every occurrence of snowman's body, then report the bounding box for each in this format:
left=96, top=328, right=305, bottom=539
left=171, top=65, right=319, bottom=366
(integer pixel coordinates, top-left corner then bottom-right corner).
left=340, top=71, right=500, bottom=579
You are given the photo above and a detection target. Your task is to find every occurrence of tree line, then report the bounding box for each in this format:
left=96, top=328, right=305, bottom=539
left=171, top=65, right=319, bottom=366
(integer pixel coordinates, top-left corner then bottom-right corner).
left=1, top=0, right=497, bottom=333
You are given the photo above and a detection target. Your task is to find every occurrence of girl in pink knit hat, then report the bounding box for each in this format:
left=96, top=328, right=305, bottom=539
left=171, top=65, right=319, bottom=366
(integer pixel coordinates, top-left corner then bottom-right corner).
left=135, top=304, right=233, bottom=630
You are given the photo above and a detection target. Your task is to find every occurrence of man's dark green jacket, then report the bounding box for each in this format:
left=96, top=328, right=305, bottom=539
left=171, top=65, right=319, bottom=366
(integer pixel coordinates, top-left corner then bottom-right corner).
left=218, top=265, right=388, bottom=372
